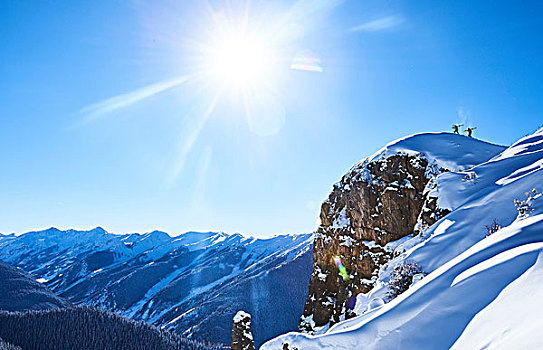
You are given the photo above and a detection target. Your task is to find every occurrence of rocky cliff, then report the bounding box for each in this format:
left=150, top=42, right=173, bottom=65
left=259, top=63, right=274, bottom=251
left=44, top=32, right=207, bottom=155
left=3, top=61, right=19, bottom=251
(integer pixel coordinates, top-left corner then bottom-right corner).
left=299, top=133, right=505, bottom=333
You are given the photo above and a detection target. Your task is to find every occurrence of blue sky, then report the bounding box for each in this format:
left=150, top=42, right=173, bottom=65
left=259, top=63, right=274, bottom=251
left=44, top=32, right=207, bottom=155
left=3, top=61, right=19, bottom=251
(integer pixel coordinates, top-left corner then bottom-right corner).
left=1, top=0, right=542, bottom=236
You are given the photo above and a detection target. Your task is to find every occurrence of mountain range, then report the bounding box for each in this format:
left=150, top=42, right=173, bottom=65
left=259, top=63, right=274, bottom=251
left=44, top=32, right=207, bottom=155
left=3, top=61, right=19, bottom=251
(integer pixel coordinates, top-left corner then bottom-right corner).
left=0, top=228, right=313, bottom=347
left=0, top=254, right=219, bottom=350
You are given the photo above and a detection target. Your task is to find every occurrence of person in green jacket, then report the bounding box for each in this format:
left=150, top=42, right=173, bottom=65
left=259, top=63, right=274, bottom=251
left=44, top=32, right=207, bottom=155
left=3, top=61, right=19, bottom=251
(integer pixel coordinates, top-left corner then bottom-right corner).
left=452, top=124, right=464, bottom=134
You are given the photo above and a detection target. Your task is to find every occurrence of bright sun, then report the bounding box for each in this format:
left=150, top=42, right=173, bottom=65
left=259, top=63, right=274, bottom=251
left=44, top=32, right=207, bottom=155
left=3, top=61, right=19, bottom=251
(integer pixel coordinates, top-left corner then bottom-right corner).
left=211, top=35, right=272, bottom=87
left=202, top=25, right=277, bottom=92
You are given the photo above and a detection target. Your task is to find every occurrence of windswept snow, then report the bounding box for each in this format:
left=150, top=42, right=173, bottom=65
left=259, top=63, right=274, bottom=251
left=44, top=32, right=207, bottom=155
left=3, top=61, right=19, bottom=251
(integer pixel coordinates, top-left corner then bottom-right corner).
left=365, top=132, right=505, bottom=171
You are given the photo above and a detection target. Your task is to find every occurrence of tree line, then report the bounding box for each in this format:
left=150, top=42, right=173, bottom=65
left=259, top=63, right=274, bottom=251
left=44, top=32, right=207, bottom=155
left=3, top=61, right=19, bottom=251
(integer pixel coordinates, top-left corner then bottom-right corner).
left=0, top=306, right=223, bottom=350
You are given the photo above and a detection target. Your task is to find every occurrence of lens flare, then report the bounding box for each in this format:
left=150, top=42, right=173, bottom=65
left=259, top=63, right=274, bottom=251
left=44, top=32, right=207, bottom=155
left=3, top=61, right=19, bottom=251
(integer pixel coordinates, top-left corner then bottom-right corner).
left=290, top=50, right=323, bottom=72
left=334, top=256, right=350, bottom=281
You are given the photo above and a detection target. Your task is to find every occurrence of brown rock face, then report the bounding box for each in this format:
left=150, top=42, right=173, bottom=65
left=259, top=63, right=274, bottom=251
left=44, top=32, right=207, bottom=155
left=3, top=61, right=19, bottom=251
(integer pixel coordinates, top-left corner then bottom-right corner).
left=300, top=154, right=445, bottom=332
left=232, top=310, right=255, bottom=350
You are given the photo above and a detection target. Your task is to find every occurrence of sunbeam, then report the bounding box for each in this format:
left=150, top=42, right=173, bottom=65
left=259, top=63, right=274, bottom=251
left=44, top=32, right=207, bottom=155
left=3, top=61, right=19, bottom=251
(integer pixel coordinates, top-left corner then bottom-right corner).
left=187, top=146, right=213, bottom=218
left=168, top=91, right=222, bottom=183
left=79, top=75, right=193, bottom=121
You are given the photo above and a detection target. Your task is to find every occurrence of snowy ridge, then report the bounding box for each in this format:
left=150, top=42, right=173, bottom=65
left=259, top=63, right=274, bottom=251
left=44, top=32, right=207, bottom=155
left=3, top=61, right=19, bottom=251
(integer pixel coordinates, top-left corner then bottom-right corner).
left=341, top=132, right=505, bottom=190
left=366, top=132, right=504, bottom=170
left=334, top=133, right=506, bottom=229
left=263, top=130, right=543, bottom=349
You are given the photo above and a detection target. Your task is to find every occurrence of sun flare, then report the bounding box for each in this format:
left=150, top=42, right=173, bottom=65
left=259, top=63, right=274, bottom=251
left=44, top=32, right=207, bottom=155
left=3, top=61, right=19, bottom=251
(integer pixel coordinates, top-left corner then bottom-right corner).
left=204, top=31, right=276, bottom=91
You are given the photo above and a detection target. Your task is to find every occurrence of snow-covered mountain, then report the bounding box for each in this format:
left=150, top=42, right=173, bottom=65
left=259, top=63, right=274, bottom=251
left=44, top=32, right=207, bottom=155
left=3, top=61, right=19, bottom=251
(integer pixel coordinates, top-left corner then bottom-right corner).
left=299, top=132, right=505, bottom=333
left=263, top=128, right=543, bottom=349
left=0, top=229, right=313, bottom=347
left=0, top=252, right=219, bottom=350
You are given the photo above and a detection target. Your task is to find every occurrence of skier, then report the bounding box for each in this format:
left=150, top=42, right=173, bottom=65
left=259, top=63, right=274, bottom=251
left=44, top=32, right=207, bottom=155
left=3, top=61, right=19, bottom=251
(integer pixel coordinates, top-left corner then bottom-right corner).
left=465, top=127, right=477, bottom=137
left=452, top=124, right=464, bottom=134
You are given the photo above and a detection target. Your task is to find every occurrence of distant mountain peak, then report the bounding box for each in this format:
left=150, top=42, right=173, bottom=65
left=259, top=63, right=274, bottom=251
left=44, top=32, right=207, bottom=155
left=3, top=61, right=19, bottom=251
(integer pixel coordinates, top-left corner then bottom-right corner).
left=89, top=226, right=107, bottom=234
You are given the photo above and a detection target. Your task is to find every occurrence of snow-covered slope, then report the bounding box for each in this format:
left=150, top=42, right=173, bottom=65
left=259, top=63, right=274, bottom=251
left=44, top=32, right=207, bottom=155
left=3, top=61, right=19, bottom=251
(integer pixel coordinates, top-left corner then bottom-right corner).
left=300, top=132, right=505, bottom=333
left=365, top=132, right=504, bottom=170
left=0, top=229, right=313, bottom=347
left=264, top=128, right=543, bottom=349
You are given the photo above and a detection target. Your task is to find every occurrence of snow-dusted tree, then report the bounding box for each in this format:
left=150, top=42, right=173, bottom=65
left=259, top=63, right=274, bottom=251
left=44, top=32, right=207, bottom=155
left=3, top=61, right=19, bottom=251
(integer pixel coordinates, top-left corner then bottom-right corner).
left=387, top=262, right=425, bottom=299
left=514, top=188, right=539, bottom=219
left=0, top=338, right=21, bottom=350
left=485, top=218, right=502, bottom=237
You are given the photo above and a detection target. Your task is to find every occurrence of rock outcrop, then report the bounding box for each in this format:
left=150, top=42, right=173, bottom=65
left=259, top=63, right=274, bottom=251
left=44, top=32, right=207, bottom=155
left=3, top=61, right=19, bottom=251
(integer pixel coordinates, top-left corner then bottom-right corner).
left=231, top=311, right=255, bottom=350
left=299, top=133, right=505, bottom=333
